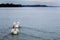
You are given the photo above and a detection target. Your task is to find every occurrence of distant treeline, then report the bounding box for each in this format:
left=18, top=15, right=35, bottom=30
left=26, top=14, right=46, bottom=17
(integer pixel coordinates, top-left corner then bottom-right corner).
left=0, top=3, right=48, bottom=7
left=0, top=3, right=22, bottom=7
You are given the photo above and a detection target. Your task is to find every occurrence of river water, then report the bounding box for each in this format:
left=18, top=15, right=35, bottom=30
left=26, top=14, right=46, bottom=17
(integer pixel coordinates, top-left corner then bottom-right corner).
left=0, top=7, right=60, bottom=40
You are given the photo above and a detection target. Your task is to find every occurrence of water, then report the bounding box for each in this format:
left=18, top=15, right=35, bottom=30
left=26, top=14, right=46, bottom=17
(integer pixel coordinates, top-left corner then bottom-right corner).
left=0, top=7, right=60, bottom=40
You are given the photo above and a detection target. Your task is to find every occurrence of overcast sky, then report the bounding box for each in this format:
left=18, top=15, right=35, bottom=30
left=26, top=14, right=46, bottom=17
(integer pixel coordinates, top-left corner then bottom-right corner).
left=0, top=0, right=60, bottom=6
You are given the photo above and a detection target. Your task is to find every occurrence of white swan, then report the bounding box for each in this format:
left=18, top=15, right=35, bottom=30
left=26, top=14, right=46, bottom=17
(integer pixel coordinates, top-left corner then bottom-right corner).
left=17, top=22, right=21, bottom=27
left=13, top=22, right=21, bottom=28
left=13, top=22, right=16, bottom=28
left=11, top=28, right=19, bottom=35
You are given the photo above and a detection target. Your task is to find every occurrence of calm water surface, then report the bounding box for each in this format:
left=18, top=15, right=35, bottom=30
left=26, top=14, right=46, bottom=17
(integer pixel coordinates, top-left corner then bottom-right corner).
left=0, top=7, right=60, bottom=40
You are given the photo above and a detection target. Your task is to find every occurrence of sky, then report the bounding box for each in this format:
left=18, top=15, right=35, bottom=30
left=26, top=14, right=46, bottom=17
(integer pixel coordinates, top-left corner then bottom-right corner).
left=0, top=0, right=60, bottom=6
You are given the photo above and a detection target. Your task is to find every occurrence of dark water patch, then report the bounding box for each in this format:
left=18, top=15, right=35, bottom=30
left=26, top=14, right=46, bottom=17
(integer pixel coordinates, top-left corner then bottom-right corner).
left=0, top=33, right=10, bottom=40
left=20, top=32, right=41, bottom=39
left=20, top=32, right=54, bottom=40
left=21, top=26, right=56, bottom=34
left=53, top=38, right=60, bottom=40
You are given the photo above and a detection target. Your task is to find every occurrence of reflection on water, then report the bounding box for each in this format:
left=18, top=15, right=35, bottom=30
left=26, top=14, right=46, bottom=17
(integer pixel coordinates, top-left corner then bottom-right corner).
left=0, top=7, right=60, bottom=40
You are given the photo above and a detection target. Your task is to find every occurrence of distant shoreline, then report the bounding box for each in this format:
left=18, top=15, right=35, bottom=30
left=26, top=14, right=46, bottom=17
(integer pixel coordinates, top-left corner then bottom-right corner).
left=0, top=3, right=59, bottom=7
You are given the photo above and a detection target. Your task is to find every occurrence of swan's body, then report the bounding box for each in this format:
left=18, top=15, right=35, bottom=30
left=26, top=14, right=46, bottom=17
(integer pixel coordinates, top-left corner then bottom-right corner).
left=11, top=28, right=19, bottom=35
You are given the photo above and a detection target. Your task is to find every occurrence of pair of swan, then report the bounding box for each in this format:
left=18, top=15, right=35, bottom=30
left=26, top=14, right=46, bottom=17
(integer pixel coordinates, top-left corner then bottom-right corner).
left=11, top=22, right=21, bottom=35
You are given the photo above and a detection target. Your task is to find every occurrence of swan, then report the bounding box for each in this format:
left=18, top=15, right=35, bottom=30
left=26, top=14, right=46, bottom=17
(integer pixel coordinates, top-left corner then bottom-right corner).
left=11, top=28, right=19, bottom=35
left=13, top=22, right=16, bottom=28
left=17, top=22, right=21, bottom=27
left=12, top=22, right=21, bottom=28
